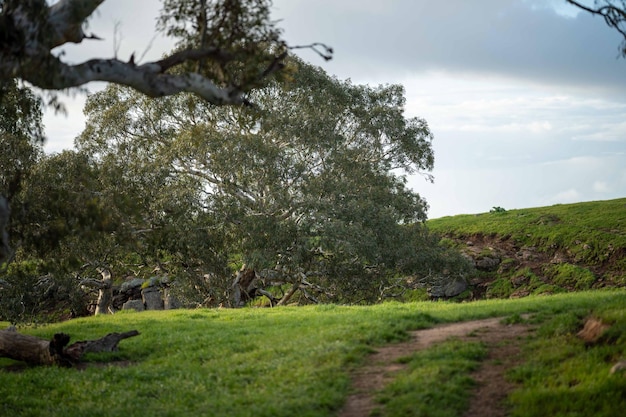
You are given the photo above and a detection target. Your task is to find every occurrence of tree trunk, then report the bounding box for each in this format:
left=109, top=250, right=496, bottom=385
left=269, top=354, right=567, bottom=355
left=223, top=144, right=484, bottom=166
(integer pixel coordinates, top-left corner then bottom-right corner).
left=0, top=327, right=139, bottom=367
left=232, top=266, right=258, bottom=307
left=276, top=280, right=301, bottom=306
left=95, top=268, right=113, bottom=315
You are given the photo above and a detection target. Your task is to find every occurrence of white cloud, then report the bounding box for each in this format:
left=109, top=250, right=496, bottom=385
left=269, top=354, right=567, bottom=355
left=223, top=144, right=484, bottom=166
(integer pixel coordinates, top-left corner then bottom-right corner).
left=593, top=181, right=611, bottom=193
left=544, top=189, right=582, bottom=205
left=570, top=120, right=626, bottom=142
left=540, top=155, right=604, bottom=167
left=38, top=0, right=626, bottom=220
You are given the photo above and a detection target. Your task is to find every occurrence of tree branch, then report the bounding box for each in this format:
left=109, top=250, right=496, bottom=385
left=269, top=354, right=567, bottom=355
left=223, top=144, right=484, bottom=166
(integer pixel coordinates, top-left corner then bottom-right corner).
left=20, top=55, right=247, bottom=105
left=567, top=1, right=626, bottom=41
left=47, top=0, right=106, bottom=47
left=156, top=48, right=234, bottom=71
left=0, top=0, right=295, bottom=105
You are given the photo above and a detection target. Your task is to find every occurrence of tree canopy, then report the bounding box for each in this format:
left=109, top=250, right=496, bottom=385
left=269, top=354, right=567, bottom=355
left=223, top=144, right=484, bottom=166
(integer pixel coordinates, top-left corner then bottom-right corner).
left=0, top=79, right=44, bottom=265
left=0, top=0, right=331, bottom=279
left=70, top=57, right=469, bottom=307
left=1, top=1, right=473, bottom=318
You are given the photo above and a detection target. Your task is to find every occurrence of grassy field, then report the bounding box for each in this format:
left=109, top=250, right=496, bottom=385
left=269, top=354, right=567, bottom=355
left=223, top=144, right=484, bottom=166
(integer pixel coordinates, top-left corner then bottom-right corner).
left=427, top=198, right=626, bottom=297
left=428, top=197, right=625, bottom=266
left=2, top=290, right=625, bottom=417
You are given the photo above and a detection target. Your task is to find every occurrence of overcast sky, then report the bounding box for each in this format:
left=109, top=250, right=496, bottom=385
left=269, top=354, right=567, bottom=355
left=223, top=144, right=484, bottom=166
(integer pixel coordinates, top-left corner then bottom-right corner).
left=44, top=0, right=626, bottom=219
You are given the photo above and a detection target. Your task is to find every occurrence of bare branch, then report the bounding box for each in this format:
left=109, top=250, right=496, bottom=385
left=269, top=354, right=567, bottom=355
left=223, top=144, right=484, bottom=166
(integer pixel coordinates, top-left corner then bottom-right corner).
left=567, top=0, right=626, bottom=54
left=289, top=43, right=334, bottom=61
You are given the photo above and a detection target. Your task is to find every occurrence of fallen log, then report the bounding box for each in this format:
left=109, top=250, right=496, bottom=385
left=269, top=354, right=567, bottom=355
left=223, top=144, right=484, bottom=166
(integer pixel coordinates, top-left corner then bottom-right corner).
left=0, top=326, right=139, bottom=367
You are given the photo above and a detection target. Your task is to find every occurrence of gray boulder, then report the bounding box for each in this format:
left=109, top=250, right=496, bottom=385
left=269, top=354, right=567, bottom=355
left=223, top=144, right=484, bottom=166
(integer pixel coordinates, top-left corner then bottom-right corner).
left=142, top=286, right=164, bottom=310
left=428, top=276, right=469, bottom=298
left=122, top=299, right=145, bottom=312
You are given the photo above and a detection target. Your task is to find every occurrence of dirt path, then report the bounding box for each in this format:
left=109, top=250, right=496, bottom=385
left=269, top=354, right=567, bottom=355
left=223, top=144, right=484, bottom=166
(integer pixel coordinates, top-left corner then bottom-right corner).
left=338, top=317, right=533, bottom=417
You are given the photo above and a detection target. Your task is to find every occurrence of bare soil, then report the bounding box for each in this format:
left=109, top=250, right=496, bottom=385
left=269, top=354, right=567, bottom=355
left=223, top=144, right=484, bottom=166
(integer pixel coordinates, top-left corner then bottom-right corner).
left=339, top=317, right=533, bottom=417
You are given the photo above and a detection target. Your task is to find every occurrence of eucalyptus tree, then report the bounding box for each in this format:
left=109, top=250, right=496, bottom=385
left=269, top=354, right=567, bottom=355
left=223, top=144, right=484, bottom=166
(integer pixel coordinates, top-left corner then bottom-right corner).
left=0, top=80, right=46, bottom=321
left=0, top=150, right=113, bottom=321
left=0, top=0, right=330, bottom=274
left=0, top=80, right=44, bottom=263
left=77, top=58, right=468, bottom=305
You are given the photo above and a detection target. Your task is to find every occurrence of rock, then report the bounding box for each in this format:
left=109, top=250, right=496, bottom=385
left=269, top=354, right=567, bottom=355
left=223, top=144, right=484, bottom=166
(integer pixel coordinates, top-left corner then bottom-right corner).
left=509, top=289, right=531, bottom=298
left=610, top=361, right=626, bottom=375
left=551, top=252, right=568, bottom=264
left=577, top=317, right=609, bottom=344
left=122, top=299, right=145, bottom=312
left=429, top=276, right=468, bottom=298
left=142, top=286, right=164, bottom=310
left=112, top=278, right=144, bottom=310
left=517, top=247, right=536, bottom=261
left=120, top=278, right=143, bottom=293
left=511, top=274, right=529, bottom=287
left=475, top=256, right=501, bottom=271
left=444, top=277, right=468, bottom=297
left=120, top=278, right=144, bottom=293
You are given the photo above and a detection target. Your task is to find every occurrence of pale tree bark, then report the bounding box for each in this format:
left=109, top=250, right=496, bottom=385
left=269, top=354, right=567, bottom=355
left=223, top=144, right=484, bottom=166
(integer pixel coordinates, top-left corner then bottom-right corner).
left=232, top=266, right=327, bottom=307
left=80, top=268, right=113, bottom=315
left=0, top=325, right=139, bottom=367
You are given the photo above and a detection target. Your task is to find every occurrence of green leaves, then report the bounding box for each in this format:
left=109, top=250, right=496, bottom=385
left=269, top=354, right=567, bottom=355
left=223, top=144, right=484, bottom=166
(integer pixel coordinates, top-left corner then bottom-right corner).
left=0, top=80, right=44, bottom=199
left=157, top=0, right=286, bottom=91
left=72, top=57, right=438, bottom=304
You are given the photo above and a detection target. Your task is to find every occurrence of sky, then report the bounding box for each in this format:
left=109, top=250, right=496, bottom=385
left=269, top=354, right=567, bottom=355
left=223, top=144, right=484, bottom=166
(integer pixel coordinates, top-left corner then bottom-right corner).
left=43, top=0, right=626, bottom=219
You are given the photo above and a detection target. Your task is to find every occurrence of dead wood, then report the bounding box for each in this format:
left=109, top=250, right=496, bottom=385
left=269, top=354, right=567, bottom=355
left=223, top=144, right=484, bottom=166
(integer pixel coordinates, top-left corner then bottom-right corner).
left=0, top=327, right=139, bottom=367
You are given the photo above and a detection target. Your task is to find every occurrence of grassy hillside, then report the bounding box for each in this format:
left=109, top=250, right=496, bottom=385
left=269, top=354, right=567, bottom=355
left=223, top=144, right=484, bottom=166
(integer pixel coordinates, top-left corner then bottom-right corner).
left=427, top=198, right=626, bottom=298
left=1, top=290, right=625, bottom=416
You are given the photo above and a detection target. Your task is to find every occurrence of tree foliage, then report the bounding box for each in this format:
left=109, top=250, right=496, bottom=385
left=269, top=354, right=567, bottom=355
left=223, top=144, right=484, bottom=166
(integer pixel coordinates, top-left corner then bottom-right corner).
left=74, top=58, right=468, bottom=306
left=0, top=80, right=43, bottom=266
left=0, top=0, right=335, bottom=318
left=0, top=79, right=44, bottom=200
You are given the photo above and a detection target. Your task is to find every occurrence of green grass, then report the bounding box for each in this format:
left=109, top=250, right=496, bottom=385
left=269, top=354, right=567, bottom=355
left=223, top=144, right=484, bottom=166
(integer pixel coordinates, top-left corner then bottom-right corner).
left=508, top=300, right=626, bottom=417
left=1, top=290, right=625, bottom=417
left=428, top=197, right=626, bottom=267
left=374, top=340, right=487, bottom=417
left=427, top=198, right=626, bottom=294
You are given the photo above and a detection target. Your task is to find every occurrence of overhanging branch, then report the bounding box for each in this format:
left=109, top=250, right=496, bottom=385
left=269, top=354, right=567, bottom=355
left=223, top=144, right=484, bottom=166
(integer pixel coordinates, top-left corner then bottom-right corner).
left=0, top=0, right=300, bottom=105
left=566, top=1, right=626, bottom=44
